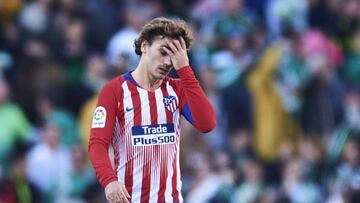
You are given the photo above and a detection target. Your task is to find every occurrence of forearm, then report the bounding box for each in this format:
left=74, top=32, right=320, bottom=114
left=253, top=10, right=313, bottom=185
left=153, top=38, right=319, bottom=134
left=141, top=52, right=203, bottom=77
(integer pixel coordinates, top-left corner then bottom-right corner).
left=177, top=66, right=216, bottom=133
left=89, top=134, right=118, bottom=188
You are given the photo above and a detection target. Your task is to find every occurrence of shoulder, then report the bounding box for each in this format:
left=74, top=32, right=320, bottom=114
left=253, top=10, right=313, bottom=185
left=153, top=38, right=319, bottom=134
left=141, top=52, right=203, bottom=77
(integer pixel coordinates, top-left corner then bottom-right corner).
left=102, top=75, right=127, bottom=92
left=100, top=75, right=127, bottom=99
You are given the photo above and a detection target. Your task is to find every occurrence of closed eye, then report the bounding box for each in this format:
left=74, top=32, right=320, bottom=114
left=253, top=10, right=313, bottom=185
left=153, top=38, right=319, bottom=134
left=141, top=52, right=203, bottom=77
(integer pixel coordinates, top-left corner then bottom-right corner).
left=160, top=49, right=167, bottom=56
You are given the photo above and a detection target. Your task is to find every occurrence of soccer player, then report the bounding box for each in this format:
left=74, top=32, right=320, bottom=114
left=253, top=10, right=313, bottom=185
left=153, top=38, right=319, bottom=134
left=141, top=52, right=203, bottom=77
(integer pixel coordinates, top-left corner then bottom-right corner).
left=88, top=17, right=216, bottom=203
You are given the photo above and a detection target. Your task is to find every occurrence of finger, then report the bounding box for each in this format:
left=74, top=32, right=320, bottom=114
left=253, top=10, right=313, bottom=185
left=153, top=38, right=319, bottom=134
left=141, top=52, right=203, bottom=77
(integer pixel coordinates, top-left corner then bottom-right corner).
left=107, top=196, right=116, bottom=203
left=162, top=46, right=174, bottom=56
left=166, top=39, right=179, bottom=53
left=118, top=195, right=129, bottom=203
left=122, top=195, right=130, bottom=203
left=109, top=194, right=120, bottom=203
left=173, top=39, right=182, bottom=51
left=115, top=193, right=122, bottom=202
left=121, top=186, right=131, bottom=198
left=180, top=37, right=186, bottom=50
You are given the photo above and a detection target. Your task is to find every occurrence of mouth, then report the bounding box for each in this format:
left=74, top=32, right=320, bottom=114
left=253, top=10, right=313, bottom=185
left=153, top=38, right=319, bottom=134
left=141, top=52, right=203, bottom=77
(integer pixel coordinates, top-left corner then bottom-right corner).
left=158, top=66, right=172, bottom=75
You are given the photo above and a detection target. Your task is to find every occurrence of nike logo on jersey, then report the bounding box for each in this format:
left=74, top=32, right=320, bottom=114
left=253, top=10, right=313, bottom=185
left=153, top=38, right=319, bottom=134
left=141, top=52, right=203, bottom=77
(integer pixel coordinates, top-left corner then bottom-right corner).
left=125, top=106, right=133, bottom=112
left=131, top=124, right=176, bottom=146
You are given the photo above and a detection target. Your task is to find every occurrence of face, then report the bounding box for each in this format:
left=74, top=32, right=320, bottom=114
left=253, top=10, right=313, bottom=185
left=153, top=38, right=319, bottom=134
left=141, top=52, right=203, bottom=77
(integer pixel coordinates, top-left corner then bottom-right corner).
left=142, top=37, right=173, bottom=80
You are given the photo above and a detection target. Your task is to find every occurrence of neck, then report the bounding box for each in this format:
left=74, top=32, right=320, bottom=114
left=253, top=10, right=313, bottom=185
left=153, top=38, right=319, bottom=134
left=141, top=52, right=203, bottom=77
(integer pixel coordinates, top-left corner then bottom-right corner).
left=132, top=59, right=163, bottom=91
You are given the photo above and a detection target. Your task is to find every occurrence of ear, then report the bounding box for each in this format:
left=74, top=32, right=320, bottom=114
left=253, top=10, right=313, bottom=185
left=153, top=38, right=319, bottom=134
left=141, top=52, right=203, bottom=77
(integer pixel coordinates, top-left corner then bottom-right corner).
left=141, top=41, right=148, bottom=54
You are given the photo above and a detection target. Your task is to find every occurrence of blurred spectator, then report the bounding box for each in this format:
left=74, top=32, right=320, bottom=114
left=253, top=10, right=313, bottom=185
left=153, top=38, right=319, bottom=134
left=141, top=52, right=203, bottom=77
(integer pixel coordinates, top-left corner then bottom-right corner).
left=12, top=36, right=65, bottom=125
left=282, top=159, right=322, bottom=203
left=210, top=33, right=253, bottom=89
left=247, top=45, right=300, bottom=161
left=53, top=16, right=88, bottom=88
left=232, top=159, right=264, bottom=203
left=266, top=0, right=308, bottom=39
left=64, top=145, right=97, bottom=202
left=106, top=5, right=146, bottom=74
left=185, top=152, right=226, bottom=203
left=37, top=89, right=81, bottom=146
left=67, top=53, right=108, bottom=115
left=26, top=123, right=72, bottom=202
left=299, top=30, right=345, bottom=138
left=83, top=0, right=119, bottom=52
left=0, top=78, right=31, bottom=172
left=209, top=150, right=235, bottom=202
left=298, top=138, right=324, bottom=184
left=333, top=140, right=360, bottom=199
left=344, top=89, right=360, bottom=132
left=8, top=142, right=42, bottom=203
left=18, top=0, right=53, bottom=35
left=213, top=0, right=256, bottom=45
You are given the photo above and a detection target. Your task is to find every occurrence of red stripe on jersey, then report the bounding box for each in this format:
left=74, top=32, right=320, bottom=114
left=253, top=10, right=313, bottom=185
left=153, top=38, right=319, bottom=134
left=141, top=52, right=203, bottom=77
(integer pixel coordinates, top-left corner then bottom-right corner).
left=140, top=91, right=157, bottom=202
left=172, top=151, right=179, bottom=203
left=149, top=92, right=158, bottom=124
left=124, top=81, right=142, bottom=197
left=158, top=84, right=173, bottom=202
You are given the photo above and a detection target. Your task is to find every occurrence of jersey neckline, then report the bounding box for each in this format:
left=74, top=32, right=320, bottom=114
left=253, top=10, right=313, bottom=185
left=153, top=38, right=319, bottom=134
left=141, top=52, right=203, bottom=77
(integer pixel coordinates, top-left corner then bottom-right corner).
left=124, top=71, right=167, bottom=92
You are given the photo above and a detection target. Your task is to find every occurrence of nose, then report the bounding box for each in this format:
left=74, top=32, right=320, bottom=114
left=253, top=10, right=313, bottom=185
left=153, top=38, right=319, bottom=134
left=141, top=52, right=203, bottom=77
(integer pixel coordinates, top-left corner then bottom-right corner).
left=163, top=55, right=172, bottom=67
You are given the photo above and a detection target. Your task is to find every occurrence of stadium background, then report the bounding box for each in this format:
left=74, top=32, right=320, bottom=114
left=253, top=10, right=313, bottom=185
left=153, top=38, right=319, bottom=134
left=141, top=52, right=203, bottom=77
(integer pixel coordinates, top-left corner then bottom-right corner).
left=0, top=0, right=360, bottom=202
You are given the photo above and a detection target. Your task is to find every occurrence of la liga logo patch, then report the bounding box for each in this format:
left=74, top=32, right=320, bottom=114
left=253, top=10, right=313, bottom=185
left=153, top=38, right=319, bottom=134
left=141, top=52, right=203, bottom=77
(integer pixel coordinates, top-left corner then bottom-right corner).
left=92, top=106, right=106, bottom=128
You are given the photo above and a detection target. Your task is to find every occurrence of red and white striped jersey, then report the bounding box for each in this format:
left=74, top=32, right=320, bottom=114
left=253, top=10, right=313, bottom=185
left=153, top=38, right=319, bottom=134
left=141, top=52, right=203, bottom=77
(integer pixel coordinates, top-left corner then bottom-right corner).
left=89, top=66, right=216, bottom=203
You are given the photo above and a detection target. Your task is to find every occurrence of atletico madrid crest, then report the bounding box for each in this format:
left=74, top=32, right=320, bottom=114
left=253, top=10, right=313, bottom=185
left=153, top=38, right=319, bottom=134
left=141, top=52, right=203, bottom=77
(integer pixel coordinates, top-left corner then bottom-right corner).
left=163, top=96, right=178, bottom=113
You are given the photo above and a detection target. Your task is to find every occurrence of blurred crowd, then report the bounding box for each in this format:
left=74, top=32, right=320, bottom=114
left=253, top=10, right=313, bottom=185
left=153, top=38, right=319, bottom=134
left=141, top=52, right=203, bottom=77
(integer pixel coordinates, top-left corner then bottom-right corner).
left=0, top=0, right=360, bottom=202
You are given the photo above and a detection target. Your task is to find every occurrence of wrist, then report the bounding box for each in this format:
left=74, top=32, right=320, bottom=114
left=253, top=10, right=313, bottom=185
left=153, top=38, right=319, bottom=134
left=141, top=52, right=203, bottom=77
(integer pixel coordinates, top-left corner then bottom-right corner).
left=176, top=65, right=190, bottom=71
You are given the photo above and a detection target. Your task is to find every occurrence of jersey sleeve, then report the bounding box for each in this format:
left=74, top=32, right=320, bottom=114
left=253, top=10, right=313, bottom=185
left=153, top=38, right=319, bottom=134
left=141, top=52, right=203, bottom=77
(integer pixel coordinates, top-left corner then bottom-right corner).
left=88, top=81, right=119, bottom=188
left=176, top=66, right=216, bottom=133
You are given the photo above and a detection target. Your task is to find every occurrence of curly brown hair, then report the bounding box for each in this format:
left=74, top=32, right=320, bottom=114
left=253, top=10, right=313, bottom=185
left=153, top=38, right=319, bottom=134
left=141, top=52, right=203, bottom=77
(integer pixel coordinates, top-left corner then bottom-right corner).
left=134, top=17, right=193, bottom=56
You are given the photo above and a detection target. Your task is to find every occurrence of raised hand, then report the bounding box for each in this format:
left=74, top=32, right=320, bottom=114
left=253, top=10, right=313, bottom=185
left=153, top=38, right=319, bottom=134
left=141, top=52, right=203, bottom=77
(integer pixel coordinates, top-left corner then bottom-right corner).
left=162, top=37, right=189, bottom=70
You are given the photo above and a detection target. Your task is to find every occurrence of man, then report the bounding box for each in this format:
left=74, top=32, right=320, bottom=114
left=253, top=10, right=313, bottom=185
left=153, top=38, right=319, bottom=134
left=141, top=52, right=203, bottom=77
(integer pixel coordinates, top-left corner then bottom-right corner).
left=89, top=17, right=216, bottom=203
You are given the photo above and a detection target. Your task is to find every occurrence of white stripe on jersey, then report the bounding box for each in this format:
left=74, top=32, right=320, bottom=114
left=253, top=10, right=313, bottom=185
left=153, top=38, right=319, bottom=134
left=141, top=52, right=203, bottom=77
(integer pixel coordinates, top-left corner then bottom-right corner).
left=118, top=81, right=133, bottom=184
left=167, top=83, right=183, bottom=202
left=148, top=88, right=167, bottom=203
left=131, top=87, right=150, bottom=203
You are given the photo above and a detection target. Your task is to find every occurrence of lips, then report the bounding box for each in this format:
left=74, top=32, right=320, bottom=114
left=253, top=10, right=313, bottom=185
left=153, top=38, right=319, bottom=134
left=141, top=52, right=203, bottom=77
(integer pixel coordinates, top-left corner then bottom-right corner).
left=159, top=67, right=171, bottom=75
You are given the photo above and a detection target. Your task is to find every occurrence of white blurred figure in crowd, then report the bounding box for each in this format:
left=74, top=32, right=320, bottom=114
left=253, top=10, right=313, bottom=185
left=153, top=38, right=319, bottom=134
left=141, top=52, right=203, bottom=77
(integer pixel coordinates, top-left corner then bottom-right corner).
left=266, top=0, right=308, bottom=39
left=329, top=140, right=360, bottom=203
left=232, top=159, right=264, bottom=203
left=106, top=5, right=147, bottom=74
left=210, top=33, right=253, bottom=89
left=283, top=159, right=322, bottom=203
left=185, top=152, right=224, bottom=203
left=344, top=90, right=360, bottom=132
left=19, top=0, right=53, bottom=34
left=26, top=123, right=72, bottom=202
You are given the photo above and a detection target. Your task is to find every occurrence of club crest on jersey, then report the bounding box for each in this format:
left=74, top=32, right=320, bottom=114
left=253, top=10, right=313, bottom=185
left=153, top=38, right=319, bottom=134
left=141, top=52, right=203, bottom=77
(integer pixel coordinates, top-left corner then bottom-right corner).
left=92, top=106, right=106, bottom=128
left=163, top=96, right=178, bottom=113
left=131, top=124, right=176, bottom=146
